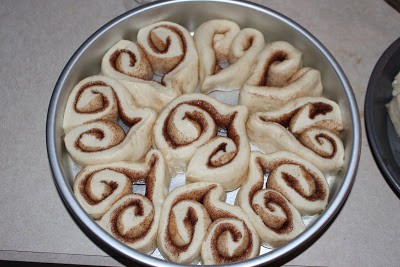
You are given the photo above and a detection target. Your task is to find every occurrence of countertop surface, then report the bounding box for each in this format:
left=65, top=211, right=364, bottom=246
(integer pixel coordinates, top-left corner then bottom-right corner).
left=0, top=0, right=399, bottom=266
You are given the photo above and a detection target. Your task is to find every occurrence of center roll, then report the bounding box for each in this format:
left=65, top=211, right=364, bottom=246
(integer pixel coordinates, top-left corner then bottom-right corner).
left=153, top=93, right=250, bottom=191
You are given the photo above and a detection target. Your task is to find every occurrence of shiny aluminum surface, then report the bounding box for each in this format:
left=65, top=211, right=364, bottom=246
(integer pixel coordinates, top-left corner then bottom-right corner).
left=46, top=0, right=361, bottom=266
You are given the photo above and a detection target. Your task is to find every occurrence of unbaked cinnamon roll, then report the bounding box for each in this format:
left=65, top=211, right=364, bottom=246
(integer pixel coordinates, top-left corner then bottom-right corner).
left=237, top=152, right=328, bottom=242
left=158, top=182, right=259, bottom=264
left=194, top=20, right=265, bottom=93
left=153, top=93, right=250, bottom=191
left=63, top=76, right=156, bottom=166
left=101, top=40, right=153, bottom=81
left=239, top=41, right=323, bottom=113
left=257, top=97, right=344, bottom=134
left=101, top=21, right=198, bottom=111
left=74, top=165, right=132, bottom=220
left=247, top=98, right=344, bottom=173
left=96, top=150, right=170, bottom=254
left=63, top=75, right=155, bottom=133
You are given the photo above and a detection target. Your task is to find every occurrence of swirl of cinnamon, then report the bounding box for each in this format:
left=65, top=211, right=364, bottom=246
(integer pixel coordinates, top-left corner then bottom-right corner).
left=236, top=151, right=330, bottom=246
left=258, top=96, right=344, bottom=134
left=239, top=41, right=323, bottom=113
left=200, top=183, right=260, bottom=264
left=102, top=22, right=199, bottom=111
left=158, top=182, right=259, bottom=264
left=74, top=166, right=132, bottom=220
left=64, top=116, right=156, bottom=166
left=96, top=150, right=170, bottom=254
left=153, top=93, right=250, bottom=191
left=251, top=190, right=304, bottom=244
left=64, top=75, right=148, bottom=132
left=101, top=194, right=155, bottom=248
left=247, top=105, right=344, bottom=172
left=194, top=20, right=265, bottom=93
left=63, top=76, right=156, bottom=166
left=265, top=154, right=329, bottom=215
left=298, top=128, right=340, bottom=158
left=102, top=40, right=153, bottom=81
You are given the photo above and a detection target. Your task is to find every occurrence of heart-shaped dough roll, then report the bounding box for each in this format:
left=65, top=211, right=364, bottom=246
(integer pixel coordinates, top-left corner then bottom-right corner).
left=158, top=182, right=259, bottom=264
left=247, top=97, right=344, bottom=173
left=153, top=93, right=250, bottom=191
left=194, top=19, right=265, bottom=93
left=102, top=21, right=198, bottom=111
left=63, top=76, right=156, bottom=166
left=237, top=151, right=329, bottom=246
left=63, top=75, right=156, bottom=133
left=257, top=96, right=343, bottom=134
left=96, top=150, right=170, bottom=254
left=74, top=167, right=132, bottom=220
left=239, top=41, right=323, bottom=113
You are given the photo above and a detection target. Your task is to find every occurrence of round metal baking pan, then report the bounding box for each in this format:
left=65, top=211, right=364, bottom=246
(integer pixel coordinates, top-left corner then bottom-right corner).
left=46, top=0, right=361, bottom=265
left=365, top=37, right=400, bottom=198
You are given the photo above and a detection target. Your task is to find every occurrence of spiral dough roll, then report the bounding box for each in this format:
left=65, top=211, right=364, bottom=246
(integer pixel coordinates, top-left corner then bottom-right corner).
left=265, top=152, right=329, bottom=215
left=153, top=93, right=250, bottom=191
left=158, top=182, right=260, bottom=264
left=74, top=167, right=132, bottom=220
left=101, top=21, right=199, bottom=111
left=257, top=97, right=344, bottom=134
left=237, top=151, right=328, bottom=248
left=239, top=41, right=323, bottom=113
left=96, top=150, right=170, bottom=254
left=194, top=19, right=265, bottom=93
left=247, top=97, right=344, bottom=173
left=63, top=76, right=157, bottom=166
left=63, top=75, right=155, bottom=133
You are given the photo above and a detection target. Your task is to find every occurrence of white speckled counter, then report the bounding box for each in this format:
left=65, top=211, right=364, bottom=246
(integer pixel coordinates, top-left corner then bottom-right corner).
left=0, top=0, right=399, bottom=266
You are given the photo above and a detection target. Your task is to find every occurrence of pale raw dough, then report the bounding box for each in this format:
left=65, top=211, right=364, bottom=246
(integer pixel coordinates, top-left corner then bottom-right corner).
left=152, top=93, right=250, bottom=191
left=157, top=182, right=259, bottom=264
left=63, top=75, right=157, bottom=166
left=257, top=96, right=343, bottom=134
left=239, top=41, right=323, bottom=113
left=97, top=150, right=170, bottom=254
left=63, top=75, right=155, bottom=133
left=247, top=97, right=345, bottom=173
left=194, top=20, right=265, bottom=93
left=237, top=151, right=330, bottom=247
left=387, top=72, right=400, bottom=136
left=101, top=21, right=199, bottom=111
left=74, top=167, right=132, bottom=220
